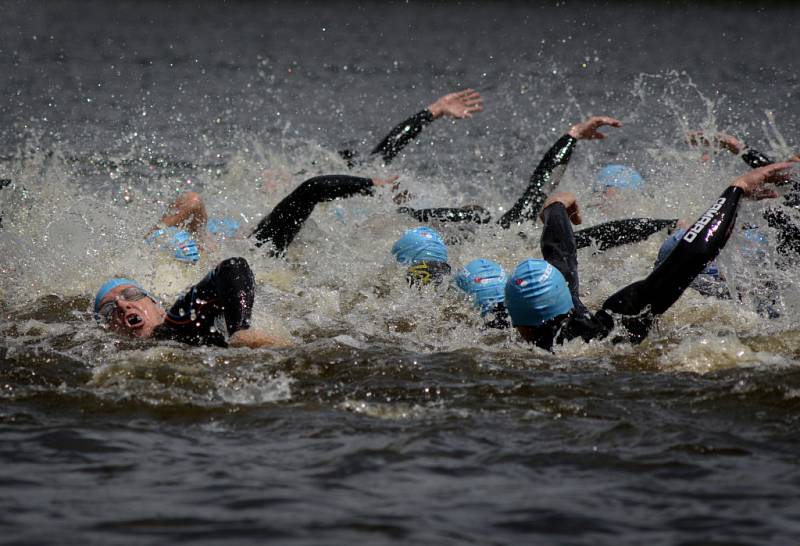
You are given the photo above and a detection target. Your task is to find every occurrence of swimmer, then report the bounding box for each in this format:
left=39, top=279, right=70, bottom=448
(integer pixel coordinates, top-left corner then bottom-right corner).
left=504, top=163, right=792, bottom=350
left=340, top=89, right=484, bottom=166
left=688, top=131, right=800, bottom=259
left=391, top=227, right=510, bottom=328
left=94, top=257, right=291, bottom=348
left=149, top=174, right=400, bottom=260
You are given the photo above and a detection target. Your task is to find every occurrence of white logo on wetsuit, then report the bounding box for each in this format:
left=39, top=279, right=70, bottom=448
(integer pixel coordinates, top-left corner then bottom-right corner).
left=683, top=197, right=726, bottom=243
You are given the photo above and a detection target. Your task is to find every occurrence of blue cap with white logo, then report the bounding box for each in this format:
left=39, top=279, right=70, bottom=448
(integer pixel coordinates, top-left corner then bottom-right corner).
left=594, top=164, right=645, bottom=192
left=505, top=259, right=574, bottom=326
left=455, top=259, right=507, bottom=315
left=392, top=227, right=448, bottom=265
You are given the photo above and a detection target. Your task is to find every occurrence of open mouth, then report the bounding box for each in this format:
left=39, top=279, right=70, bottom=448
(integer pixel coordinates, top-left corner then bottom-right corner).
left=125, top=313, right=144, bottom=328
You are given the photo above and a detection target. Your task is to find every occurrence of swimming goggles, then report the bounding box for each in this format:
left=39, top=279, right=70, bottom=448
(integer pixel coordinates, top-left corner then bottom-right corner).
left=98, top=286, right=149, bottom=322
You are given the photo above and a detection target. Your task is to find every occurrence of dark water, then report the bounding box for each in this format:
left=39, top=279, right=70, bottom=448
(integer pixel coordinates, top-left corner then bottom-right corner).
left=2, top=1, right=800, bottom=543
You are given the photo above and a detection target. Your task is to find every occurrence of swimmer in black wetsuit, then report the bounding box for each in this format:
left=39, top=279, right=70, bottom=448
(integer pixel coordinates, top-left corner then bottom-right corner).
left=150, top=173, right=400, bottom=259
left=94, top=257, right=289, bottom=348
left=688, top=131, right=800, bottom=259
left=504, top=163, right=793, bottom=351
left=339, top=89, right=484, bottom=167
left=397, top=115, right=677, bottom=249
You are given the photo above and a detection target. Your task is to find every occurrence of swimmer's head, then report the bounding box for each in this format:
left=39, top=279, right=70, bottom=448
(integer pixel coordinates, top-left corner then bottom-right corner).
left=505, top=259, right=574, bottom=327
left=94, top=278, right=164, bottom=338
left=740, top=227, right=769, bottom=262
left=455, top=258, right=507, bottom=315
left=392, top=227, right=448, bottom=265
left=656, top=229, right=720, bottom=278
left=405, top=260, right=452, bottom=287
left=594, top=164, right=645, bottom=194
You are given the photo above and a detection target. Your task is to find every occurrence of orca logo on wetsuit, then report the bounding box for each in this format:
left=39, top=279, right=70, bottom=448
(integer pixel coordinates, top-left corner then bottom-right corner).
left=683, top=197, right=726, bottom=243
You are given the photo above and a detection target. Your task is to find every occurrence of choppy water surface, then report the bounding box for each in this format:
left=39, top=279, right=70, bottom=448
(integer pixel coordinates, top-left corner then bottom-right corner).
left=2, top=1, right=800, bottom=543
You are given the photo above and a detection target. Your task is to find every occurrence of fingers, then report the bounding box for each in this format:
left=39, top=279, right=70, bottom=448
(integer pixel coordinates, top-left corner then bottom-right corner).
left=587, top=115, right=622, bottom=128
left=568, top=203, right=582, bottom=225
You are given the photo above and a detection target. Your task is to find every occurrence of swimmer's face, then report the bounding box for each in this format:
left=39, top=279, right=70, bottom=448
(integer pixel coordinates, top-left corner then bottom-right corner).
left=98, top=285, right=165, bottom=338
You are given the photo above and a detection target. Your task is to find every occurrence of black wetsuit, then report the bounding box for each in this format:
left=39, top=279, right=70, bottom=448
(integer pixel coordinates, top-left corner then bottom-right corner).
left=153, top=257, right=255, bottom=347
left=399, top=133, right=675, bottom=250
left=339, top=109, right=436, bottom=167
left=526, top=186, right=744, bottom=350
left=737, top=145, right=800, bottom=258
left=250, top=174, right=376, bottom=256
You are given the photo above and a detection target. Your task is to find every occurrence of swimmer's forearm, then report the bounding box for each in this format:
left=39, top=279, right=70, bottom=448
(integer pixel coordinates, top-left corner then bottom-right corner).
left=498, top=134, right=577, bottom=228
left=370, top=110, right=435, bottom=164
left=574, top=218, right=678, bottom=251
left=541, top=202, right=581, bottom=301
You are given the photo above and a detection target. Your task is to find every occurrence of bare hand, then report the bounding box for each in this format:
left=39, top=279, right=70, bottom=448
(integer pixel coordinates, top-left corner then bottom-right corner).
left=567, top=116, right=622, bottom=140
left=731, top=162, right=795, bottom=200
left=427, top=89, right=483, bottom=119
left=687, top=131, right=743, bottom=154
left=229, top=329, right=294, bottom=349
left=371, top=175, right=401, bottom=188
left=541, top=191, right=582, bottom=225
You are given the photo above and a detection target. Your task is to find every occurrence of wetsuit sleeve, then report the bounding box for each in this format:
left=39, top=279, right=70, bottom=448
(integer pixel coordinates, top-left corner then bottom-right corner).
left=155, top=257, right=255, bottom=347
left=251, top=175, right=374, bottom=255
left=574, top=218, right=678, bottom=251
left=741, top=146, right=775, bottom=169
left=396, top=205, right=493, bottom=224
left=498, top=134, right=577, bottom=229
left=601, top=186, right=744, bottom=341
left=370, top=109, right=436, bottom=164
left=540, top=202, right=586, bottom=313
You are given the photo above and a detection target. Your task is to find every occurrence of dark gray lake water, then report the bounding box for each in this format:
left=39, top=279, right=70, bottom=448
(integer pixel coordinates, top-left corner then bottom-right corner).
left=2, top=1, right=800, bottom=544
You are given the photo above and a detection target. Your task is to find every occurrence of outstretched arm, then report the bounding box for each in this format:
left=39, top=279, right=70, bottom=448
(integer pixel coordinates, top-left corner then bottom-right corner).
left=251, top=174, right=398, bottom=255
left=370, top=89, right=483, bottom=164
left=396, top=204, right=493, bottom=224
left=498, top=116, right=622, bottom=228
left=600, top=163, right=791, bottom=341
left=574, top=218, right=678, bottom=251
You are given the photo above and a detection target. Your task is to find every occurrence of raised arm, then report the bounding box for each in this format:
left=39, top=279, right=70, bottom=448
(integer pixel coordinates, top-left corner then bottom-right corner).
left=251, top=174, right=398, bottom=255
left=539, top=192, right=585, bottom=311
left=498, top=116, right=622, bottom=228
left=600, top=163, right=791, bottom=340
left=370, top=89, right=483, bottom=164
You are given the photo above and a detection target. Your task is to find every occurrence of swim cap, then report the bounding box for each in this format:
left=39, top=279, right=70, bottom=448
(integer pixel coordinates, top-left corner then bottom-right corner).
left=740, top=227, right=768, bottom=262
left=455, top=258, right=507, bottom=315
left=145, top=227, right=200, bottom=263
left=207, top=217, right=241, bottom=239
left=505, top=259, right=574, bottom=326
left=93, top=278, right=148, bottom=316
left=656, top=229, right=719, bottom=277
left=594, top=165, right=645, bottom=192
left=392, top=227, right=448, bottom=264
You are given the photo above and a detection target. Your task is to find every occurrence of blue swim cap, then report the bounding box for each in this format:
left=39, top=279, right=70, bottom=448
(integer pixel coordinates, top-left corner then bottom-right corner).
left=207, top=217, right=241, bottom=239
left=392, top=227, right=448, bottom=264
left=145, top=227, right=200, bottom=263
left=595, top=164, right=645, bottom=192
left=455, top=259, right=507, bottom=315
left=740, top=227, right=769, bottom=262
left=656, top=229, right=719, bottom=277
left=93, top=278, right=148, bottom=316
left=505, top=259, right=574, bottom=326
